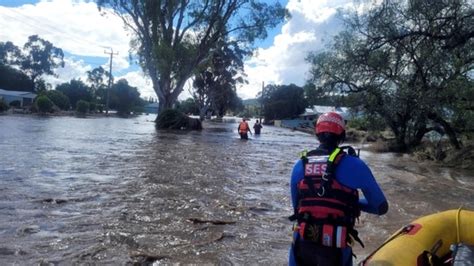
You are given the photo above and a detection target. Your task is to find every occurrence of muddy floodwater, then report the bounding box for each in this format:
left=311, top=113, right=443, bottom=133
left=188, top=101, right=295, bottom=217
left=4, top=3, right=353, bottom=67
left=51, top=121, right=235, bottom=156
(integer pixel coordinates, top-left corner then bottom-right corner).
left=1, top=114, right=473, bottom=265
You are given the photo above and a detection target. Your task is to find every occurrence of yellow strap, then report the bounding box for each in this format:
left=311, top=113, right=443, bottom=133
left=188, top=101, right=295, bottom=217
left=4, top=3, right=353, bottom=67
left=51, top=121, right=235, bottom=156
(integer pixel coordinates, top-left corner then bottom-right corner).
left=299, top=149, right=308, bottom=158
left=328, top=148, right=341, bottom=162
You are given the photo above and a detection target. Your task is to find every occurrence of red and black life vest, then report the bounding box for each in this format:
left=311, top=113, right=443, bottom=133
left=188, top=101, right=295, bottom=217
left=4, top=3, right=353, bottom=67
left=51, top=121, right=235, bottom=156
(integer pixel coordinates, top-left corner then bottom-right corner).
left=290, top=147, right=363, bottom=248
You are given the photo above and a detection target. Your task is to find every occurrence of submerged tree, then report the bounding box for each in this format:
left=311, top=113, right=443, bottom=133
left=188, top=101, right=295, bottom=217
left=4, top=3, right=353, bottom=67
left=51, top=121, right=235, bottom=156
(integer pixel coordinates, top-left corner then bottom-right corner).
left=307, top=0, right=473, bottom=151
left=97, top=0, right=288, bottom=116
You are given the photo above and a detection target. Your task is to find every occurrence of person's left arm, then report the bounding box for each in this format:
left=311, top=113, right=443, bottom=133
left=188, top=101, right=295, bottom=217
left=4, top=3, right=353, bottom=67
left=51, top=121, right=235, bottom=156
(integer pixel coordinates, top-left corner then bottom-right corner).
left=336, top=156, right=388, bottom=215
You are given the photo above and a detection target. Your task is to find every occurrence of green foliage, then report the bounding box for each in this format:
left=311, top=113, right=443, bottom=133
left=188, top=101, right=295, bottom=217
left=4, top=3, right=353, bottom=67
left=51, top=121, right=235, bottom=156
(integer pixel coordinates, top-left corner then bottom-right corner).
left=89, top=102, right=97, bottom=113
left=0, top=64, right=34, bottom=92
left=96, top=0, right=287, bottom=111
left=306, top=0, right=473, bottom=151
left=202, top=42, right=248, bottom=117
left=45, top=90, right=70, bottom=110
left=0, top=41, right=22, bottom=66
left=109, top=79, right=141, bottom=115
left=87, top=66, right=109, bottom=104
left=347, top=115, right=386, bottom=132
left=192, top=41, right=248, bottom=119
left=75, top=100, right=89, bottom=114
left=21, top=35, right=64, bottom=88
left=56, top=79, right=92, bottom=108
left=156, top=109, right=202, bottom=130
left=0, top=99, right=9, bottom=112
left=35, top=95, right=54, bottom=113
left=261, top=84, right=307, bottom=120
left=176, top=98, right=199, bottom=115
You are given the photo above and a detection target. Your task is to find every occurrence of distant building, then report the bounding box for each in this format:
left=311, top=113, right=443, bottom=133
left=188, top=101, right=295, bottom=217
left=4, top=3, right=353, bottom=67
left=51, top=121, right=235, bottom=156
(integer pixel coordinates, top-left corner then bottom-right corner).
left=143, top=102, right=159, bottom=114
left=0, top=89, right=36, bottom=107
left=299, top=105, right=351, bottom=122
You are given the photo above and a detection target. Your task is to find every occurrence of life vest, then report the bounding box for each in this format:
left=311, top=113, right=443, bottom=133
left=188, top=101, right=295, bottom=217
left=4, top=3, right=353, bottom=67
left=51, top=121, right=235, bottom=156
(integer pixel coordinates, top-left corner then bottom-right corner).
left=239, top=122, right=249, bottom=134
left=290, top=147, right=362, bottom=248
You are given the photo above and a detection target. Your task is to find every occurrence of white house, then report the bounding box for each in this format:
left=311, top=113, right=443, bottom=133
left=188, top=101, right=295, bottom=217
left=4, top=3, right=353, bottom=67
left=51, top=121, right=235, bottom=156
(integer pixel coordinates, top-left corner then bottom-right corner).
left=299, top=105, right=351, bottom=121
left=0, top=89, right=36, bottom=107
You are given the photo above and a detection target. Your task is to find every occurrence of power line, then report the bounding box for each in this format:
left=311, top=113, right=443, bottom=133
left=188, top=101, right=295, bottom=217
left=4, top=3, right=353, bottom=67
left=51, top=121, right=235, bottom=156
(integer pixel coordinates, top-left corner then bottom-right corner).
left=4, top=8, right=112, bottom=49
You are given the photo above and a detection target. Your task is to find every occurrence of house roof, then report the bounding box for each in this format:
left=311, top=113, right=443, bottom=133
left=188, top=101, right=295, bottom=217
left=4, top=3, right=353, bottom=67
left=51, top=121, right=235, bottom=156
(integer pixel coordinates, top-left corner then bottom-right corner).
left=300, top=105, right=350, bottom=119
left=0, top=89, right=36, bottom=98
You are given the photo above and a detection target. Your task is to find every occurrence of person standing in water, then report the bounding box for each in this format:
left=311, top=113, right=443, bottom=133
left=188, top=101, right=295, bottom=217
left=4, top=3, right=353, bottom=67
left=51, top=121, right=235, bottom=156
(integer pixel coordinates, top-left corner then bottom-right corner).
left=238, top=118, right=252, bottom=140
left=253, top=120, right=263, bottom=135
left=288, top=112, right=388, bottom=266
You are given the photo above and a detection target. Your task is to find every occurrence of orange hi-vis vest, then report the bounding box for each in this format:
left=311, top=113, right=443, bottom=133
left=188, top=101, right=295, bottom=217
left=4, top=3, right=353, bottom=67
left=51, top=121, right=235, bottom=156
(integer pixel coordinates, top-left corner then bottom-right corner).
left=239, top=122, right=249, bottom=134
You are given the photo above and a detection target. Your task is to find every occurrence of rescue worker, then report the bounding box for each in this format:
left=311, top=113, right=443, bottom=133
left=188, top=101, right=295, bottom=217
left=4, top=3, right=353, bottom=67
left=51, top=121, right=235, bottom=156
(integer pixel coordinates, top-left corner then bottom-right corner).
left=289, top=112, right=388, bottom=266
left=238, top=118, right=252, bottom=139
left=253, top=120, right=263, bottom=135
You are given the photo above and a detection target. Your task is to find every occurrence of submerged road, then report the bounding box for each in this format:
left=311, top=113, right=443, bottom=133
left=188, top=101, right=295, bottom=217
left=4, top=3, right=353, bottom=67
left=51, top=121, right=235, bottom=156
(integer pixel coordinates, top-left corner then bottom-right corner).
left=1, top=114, right=473, bottom=264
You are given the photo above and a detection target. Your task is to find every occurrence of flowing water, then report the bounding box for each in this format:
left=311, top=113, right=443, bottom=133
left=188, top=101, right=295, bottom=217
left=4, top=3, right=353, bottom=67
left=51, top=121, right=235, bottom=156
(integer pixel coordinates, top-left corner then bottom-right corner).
left=0, top=114, right=473, bottom=265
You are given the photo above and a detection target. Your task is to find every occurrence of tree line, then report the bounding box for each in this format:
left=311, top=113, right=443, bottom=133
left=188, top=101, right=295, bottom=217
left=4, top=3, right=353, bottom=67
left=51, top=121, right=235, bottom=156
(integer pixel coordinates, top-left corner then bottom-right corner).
left=0, top=35, right=145, bottom=115
left=306, top=0, right=473, bottom=151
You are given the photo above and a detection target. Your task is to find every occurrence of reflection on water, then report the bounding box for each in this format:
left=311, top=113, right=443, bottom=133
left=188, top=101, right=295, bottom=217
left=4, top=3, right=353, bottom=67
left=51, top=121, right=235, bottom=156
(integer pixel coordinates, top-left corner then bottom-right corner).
left=0, top=115, right=473, bottom=264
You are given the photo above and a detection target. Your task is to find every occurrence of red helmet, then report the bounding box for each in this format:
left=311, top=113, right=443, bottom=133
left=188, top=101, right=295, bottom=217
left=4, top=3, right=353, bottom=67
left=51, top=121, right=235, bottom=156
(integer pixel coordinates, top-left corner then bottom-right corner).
left=315, top=112, right=345, bottom=135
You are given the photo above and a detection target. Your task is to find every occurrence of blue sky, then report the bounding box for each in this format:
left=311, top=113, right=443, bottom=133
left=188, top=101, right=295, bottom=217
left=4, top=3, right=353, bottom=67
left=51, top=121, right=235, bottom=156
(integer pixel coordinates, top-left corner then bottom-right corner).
left=0, top=0, right=356, bottom=100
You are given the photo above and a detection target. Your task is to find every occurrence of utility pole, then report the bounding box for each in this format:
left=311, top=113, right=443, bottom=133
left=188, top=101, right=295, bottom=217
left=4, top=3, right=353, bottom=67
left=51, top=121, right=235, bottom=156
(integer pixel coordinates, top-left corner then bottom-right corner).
left=260, top=81, right=265, bottom=121
left=104, top=48, right=118, bottom=115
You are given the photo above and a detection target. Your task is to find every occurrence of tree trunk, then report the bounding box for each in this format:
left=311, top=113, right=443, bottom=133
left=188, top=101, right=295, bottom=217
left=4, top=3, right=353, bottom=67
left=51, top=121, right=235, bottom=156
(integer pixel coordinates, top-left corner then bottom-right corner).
left=428, top=112, right=461, bottom=149
left=199, top=106, right=207, bottom=121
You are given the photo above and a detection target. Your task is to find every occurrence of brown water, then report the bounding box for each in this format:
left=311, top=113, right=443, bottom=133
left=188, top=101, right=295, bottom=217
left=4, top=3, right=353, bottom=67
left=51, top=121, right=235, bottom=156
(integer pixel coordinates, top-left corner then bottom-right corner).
left=0, top=115, right=473, bottom=265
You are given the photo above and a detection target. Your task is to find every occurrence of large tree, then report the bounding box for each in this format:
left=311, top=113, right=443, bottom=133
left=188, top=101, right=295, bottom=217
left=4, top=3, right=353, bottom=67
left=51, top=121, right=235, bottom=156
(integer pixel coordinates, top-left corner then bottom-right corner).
left=307, top=0, right=473, bottom=151
left=56, top=79, right=92, bottom=108
left=192, top=40, right=247, bottom=119
left=109, top=79, right=142, bottom=115
left=97, top=0, right=287, bottom=115
left=0, top=41, right=33, bottom=91
left=260, top=84, right=307, bottom=120
left=0, top=64, right=34, bottom=91
left=0, top=41, right=22, bottom=66
left=21, top=35, right=65, bottom=91
left=87, top=66, right=110, bottom=105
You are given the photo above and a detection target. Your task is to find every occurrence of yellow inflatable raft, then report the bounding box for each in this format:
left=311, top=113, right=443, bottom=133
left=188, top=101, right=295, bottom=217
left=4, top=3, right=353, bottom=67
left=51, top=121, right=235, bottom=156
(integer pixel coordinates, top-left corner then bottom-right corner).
left=362, top=209, right=474, bottom=265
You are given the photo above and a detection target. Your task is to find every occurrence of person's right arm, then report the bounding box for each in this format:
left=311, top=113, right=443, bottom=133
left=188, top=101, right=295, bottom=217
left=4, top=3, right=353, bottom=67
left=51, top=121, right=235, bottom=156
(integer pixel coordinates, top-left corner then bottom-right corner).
left=290, top=160, right=304, bottom=213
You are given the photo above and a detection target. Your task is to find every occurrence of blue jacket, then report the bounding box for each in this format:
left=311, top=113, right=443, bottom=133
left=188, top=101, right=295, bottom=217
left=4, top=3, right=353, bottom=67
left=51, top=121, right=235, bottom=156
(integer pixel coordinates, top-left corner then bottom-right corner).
left=289, top=146, right=388, bottom=266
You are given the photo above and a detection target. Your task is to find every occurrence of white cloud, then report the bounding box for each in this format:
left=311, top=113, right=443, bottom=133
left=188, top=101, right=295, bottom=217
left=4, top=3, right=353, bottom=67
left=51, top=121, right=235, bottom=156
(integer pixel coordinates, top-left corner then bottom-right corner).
left=0, top=0, right=359, bottom=102
left=116, top=71, right=155, bottom=100
left=238, top=0, right=352, bottom=99
left=0, top=0, right=130, bottom=57
left=0, top=0, right=139, bottom=93
left=42, top=57, right=91, bottom=88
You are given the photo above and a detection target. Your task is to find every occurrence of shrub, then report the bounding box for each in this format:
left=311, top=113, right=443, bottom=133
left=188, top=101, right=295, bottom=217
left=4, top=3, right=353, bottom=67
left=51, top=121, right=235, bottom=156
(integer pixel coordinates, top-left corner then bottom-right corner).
left=76, top=100, right=89, bottom=114
left=156, top=109, right=202, bottom=130
left=35, top=95, right=54, bottom=113
left=0, top=99, right=9, bottom=112
left=46, top=90, right=70, bottom=110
